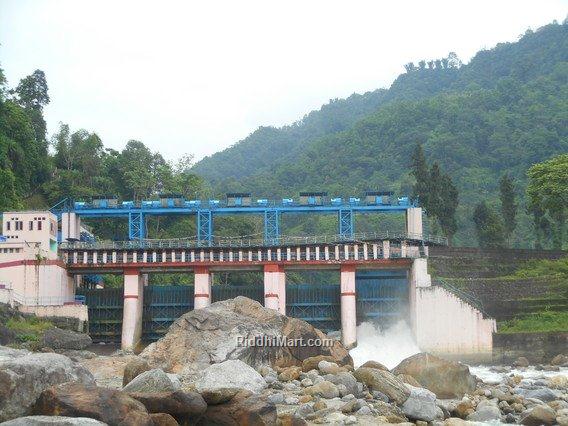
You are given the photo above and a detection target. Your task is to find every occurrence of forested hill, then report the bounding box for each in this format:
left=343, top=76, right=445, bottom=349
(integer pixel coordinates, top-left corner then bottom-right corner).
left=193, top=22, right=567, bottom=187
left=192, top=21, right=568, bottom=247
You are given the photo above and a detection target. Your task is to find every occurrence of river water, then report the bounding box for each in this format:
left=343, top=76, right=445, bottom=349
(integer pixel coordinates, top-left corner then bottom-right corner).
left=349, top=321, right=568, bottom=385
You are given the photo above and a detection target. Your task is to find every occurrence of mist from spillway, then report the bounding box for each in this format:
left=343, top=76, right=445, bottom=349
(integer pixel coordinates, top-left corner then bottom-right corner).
left=349, top=320, right=420, bottom=369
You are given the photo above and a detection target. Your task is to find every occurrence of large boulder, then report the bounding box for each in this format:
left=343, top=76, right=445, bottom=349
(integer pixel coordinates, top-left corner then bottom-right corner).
left=393, top=353, right=476, bottom=398
left=0, top=347, right=95, bottom=422
left=195, top=390, right=277, bottom=425
left=33, top=382, right=153, bottom=426
left=401, top=385, right=444, bottom=422
left=0, top=416, right=106, bottom=425
left=40, top=328, right=92, bottom=351
left=128, top=390, right=206, bottom=422
left=141, top=297, right=352, bottom=376
left=195, top=359, right=266, bottom=395
left=122, top=368, right=176, bottom=393
left=352, top=367, right=410, bottom=405
left=520, top=404, right=556, bottom=426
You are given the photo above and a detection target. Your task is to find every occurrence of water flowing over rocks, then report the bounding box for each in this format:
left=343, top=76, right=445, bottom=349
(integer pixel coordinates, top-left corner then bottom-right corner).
left=140, top=296, right=352, bottom=377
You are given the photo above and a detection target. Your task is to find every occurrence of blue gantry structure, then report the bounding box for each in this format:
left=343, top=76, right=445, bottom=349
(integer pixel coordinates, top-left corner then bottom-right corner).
left=51, top=191, right=416, bottom=246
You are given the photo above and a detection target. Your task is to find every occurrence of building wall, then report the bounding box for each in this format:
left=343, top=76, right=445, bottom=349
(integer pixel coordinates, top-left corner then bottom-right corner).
left=409, top=258, right=496, bottom=360
left=2, top=211, right=58, bottom=258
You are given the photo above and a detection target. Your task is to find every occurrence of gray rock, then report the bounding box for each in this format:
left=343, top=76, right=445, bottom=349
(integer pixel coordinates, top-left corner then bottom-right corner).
left=353, top=367, right=410, bottom=405
left=324, top=372, right=358, bottom=396
left=194, top=359, right=266, bottom=394
left=166, top=373, right=181, bottom=390
left=41, top=328, right=92, bottom=351
left=267, top=393, right=285, bottom=404
left=520, top=404, right=556, bottom=425
left=301, top=378, right=313, bottom=387
left=515, top=387, right=559, bottom=402
left=402, top=386, right=444, bottom=422
left=303, top=380, right=340, bottom=399
left=337, top=384, right=348, bottom=397
left=140, top=297, right=352, bottom=376
left=122, top=368, right=176, bottom=393
left=467, top=400, right=502, bottom=422
left=356, top=405, right=372, bottom=415
left=372, top=390, right=389, bottom=402
left=0, top=416, right=107, bottom=425
left=0, top=348, right=95, bottom=422
left=285, top=396, right=299, bottom=405
left=295, top=403, right=314, bottom=417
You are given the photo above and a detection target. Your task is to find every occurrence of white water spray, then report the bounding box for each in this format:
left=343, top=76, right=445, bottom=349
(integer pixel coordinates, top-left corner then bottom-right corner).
left=349, top=321, right=420, bottom=369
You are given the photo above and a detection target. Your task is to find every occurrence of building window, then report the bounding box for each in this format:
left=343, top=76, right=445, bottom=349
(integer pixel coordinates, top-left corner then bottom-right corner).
left=6, top=222, right=10, bottom=231
left=29, top=221, right=33, bottom=230
left=37, top=221, right=42, bottom=231
left=15, top=221, right=23, bottom=231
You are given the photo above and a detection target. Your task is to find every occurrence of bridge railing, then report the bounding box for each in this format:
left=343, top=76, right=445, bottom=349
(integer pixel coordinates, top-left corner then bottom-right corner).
left=59, top=231, right=448, bottom=251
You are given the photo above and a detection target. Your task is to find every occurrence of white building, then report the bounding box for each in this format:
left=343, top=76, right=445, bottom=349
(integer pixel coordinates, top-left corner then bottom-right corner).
left=0, top=211, right=87, bottom=322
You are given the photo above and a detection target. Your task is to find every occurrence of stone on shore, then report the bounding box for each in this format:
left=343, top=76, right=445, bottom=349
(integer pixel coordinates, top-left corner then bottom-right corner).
left=127, top=390, right=206, bottom=421
left=401, top=386, right=444, bottom=422
left=520, top=404, right=556, bottom=425
left=140, top=297, right=352, bottom=376
left=122, top=368, right=176, bottom=393
left=0, top=347, right=95, bottom=422
left=0, top=416, right=107, bottom=425
left=195, top=390, right=277, bottom=425
left=122, top=357, right=152, bottom=386
left=40, top=328, right=92, bottom=351
left=353, top=367, right=410, bottom=404
left=393, top=353, right=476, bottom=398
left=33, top=382, right=153, bottom=426
left=195, top=359, right=267, bottom=395
left=360, top=360, right=389, bottom=371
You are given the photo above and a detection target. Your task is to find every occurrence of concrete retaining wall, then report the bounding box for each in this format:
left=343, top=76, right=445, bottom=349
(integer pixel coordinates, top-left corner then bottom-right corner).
left=493, top=332, right=568, bottom=364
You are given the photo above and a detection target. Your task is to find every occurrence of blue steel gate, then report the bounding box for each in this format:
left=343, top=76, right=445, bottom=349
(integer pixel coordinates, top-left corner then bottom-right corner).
left=286, top=284, right=341, bottom=332
left=212, top=284, right=264, bottom=304
left=356, top=270, right=408, bottom=326
left=76, top=287, right=123, bottom=343
left=142, top=285, right=194, bottom=341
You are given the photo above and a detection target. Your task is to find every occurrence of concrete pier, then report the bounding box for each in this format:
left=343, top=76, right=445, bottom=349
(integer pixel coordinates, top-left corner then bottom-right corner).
left=340, top=264, right=357, bottom=349
left=264, top=264, right=284, bottom=313
left=194, top=266, right=212, bottom=309
left=121, top=267, right=143, bottom=351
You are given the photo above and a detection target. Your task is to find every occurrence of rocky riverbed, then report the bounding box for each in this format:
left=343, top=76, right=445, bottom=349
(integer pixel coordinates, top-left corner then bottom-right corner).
left=1, top=297, right=567, bottom=425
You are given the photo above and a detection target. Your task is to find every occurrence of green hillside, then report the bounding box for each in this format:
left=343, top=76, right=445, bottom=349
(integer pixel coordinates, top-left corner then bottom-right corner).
left=192, top=21, right=568, bottom=247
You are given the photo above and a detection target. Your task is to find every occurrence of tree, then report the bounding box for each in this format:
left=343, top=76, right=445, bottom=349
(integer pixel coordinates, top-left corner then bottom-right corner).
left=473, top=201, right=506, bottom=248
left=0, top=169, right=22, bottom=210
left=12, top=70, right=50, bottom=142
left=527, top=154, right=568, bottom=249
left=499, top=174, right=517, bottom=244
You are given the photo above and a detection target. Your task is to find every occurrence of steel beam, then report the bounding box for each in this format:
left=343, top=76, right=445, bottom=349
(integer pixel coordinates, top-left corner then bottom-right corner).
left=128, top=212, right=145, bottom=240
left=197, top=210, right=213, bottom=246
left=338, top=209, right=354, bottom=240
left=264, top=210, right=280, bottom=245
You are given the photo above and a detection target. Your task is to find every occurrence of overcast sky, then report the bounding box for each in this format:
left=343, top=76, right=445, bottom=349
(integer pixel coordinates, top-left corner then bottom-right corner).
left=1, top=1, right=566, bottom=162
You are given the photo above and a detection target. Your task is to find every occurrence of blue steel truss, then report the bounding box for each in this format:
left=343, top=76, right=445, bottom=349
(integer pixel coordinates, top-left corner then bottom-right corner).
left=338, top=209, right=354, bottom=240
left=197, top=210, right=213, bottom=246
left=57, top=196, right=417, bottom=244
left=264, top=210, right=280, bottom=245
left=128, top=212, right=145, bottom=240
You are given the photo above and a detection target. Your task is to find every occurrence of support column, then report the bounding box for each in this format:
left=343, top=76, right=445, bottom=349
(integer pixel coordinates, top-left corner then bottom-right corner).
left=340, top=264, right=357, bottom=349
left=121, top=267, right=143, bottom=351
left=61, top=212, right=81, bottom=242
left=264, top=264, right=284, bottom=312
left=278, top=269, right=286, bottom=315
left=194, top=266, right=212, bottom=309
left=406, top=207, right=423, bottom=239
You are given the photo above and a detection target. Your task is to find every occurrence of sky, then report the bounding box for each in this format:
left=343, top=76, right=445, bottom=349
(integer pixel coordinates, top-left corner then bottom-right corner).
left=1, top=0, right=567, bottom=163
